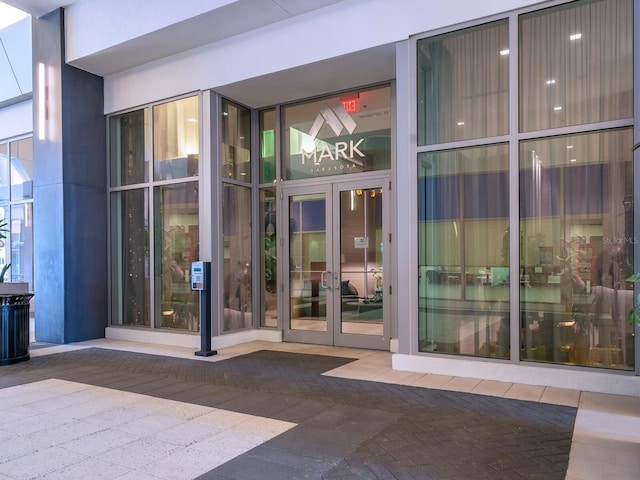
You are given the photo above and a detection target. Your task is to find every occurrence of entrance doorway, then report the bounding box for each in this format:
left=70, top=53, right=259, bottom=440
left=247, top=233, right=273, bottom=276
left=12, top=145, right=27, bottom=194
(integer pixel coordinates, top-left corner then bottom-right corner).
left=283, top=177, right=389, bottom=349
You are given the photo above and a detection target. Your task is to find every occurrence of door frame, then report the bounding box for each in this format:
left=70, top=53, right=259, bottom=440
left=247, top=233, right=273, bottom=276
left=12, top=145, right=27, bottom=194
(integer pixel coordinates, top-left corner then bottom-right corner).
left=281, top=174, right=391, bottom=349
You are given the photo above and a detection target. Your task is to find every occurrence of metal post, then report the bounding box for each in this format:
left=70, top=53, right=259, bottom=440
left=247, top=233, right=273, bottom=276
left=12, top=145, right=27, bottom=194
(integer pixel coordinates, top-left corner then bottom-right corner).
left=192, top=262, right=216, bottom=357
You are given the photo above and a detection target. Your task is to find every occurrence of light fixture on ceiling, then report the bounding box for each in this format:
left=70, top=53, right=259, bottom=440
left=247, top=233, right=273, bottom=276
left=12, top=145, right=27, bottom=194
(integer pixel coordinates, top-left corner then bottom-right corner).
left=570, top=33, right=582, bottom=41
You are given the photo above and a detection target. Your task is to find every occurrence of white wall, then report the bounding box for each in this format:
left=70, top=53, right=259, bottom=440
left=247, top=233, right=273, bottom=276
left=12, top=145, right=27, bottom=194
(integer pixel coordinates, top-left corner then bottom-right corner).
left=0, top=17, right=32, bottom=105
left=0, top=100, right=32, bottom=139
left=102, top=0, right=542, bottom=113
left=65, top=0, right=237, bottom=63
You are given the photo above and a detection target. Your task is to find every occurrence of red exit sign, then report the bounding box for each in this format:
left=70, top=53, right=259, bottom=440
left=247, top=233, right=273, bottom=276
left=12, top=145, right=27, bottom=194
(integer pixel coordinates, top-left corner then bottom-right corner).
left=341, top=97, right=360, bottom=113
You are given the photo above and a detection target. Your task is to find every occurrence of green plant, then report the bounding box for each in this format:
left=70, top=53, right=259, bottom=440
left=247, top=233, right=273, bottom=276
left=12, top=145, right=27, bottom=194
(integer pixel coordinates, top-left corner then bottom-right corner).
left=626, top=273, right=640, bottom=325
left=0, top=219, right=8, bottom=282
left=0, top=263, right=10, bottom=283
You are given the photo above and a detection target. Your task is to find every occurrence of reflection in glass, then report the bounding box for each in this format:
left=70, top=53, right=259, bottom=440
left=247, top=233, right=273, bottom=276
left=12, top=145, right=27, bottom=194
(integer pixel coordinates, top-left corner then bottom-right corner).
left=260, top=109, right=276, bottom=184
left=222, top=100, right=251, bottom=181
left=0, top=143, right=9, bottom=202
left=282, top=85, right=391, bottom=180
left=10, top=137, right=33, bottom=201
left=260, top=188, right=277, bottom=327
left=520, top=129, right=634, bottom=370
left=289, top=193, right=327, bottom=332
left=417, top=20, right=509, bottom=146
left=340, top=188, right=383, bottom=336
left=519, top=0, right=632, bottom=132
left=0, top=206, right=9, bottom=280
left=418, top=144, right=510, bottom=358
left=153, top=96, right=199, bottom=181
left=10, top=204, right=33, bottom=288
left=223, top=184, right=252, bottom=331
left=110, top=189, right=149, bottom=327
left=110, top=108, right=148, bottom=186
left=154, top=182, right=199, bottom=331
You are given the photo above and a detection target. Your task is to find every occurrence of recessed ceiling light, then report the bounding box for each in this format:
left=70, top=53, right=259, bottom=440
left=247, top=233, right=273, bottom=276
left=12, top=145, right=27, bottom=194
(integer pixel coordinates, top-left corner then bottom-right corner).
left=570, top=158, right=577, bottom=162
left=546, top=79, right=556, bottom=85
left=570, top=33, right=582, bottom=41
left=187, top=118, right=197, bottom=123
left=500, top=49, right=510, bottom=56
left=553, top=106, right=563, bottom=111
left=457, top=121, right=465, bottom=126
left=567, top=145, right=574, bottom=149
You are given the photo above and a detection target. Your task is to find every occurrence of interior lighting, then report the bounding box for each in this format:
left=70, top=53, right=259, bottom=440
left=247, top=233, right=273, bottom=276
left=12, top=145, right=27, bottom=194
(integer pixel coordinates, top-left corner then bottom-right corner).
left=499, top=49, right=510, bottom=56
left=553, top=106, right=563, bottom=111
left=546, top=79, right=556, bottom=85
left=570, top=158, right=577, bottom=162
left=38, top=63, right=45, bottom=140
left=456, top=121, right=465, bottom=126
left=567, top=145, right=574, bottom=149
left=570, top=33, right=582, bottom=41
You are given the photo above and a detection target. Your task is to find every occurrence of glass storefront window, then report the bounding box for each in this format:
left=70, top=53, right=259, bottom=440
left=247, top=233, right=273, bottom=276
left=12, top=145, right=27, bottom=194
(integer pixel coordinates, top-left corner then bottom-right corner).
left=282, top=84, right=391, bottom=180
left=519, top=0, right=632, bottom=132
left=222, top=184, right=252, bottom=331
left=417, top=20, right=509, bottom=146
left=520, top=129, right=634, bottom=370
left=154, top=182, right=199, bottom=331
left=10, top=203, right=33, bottom=287
left=222, top=99, right=251, bottom=181
left=110, top=109, right=149, bottom=186
left=153, top=96, right=199, bottom=181
left=0, top=143, right=9, bottom=202
left=260, top=187, right=277, bottom=327
left=260, top=109, right=276, bottom=184
left=0, top=205, right=9, bottom=280
left=110, top=189, right=149, bottom=327
left=418, top=144, right=510, bottom=358
left=10, top=137, right=33, bottom=201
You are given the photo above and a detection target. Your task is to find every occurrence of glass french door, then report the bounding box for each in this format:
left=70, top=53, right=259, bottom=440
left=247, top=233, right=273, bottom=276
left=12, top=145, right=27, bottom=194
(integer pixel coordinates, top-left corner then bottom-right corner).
left=283, top=178, right=389, bottom=349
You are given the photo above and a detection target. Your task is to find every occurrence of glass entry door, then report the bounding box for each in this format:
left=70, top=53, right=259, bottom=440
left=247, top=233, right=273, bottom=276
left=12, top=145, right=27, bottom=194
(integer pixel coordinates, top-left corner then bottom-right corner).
left=283, top=178, right=389, bottom=349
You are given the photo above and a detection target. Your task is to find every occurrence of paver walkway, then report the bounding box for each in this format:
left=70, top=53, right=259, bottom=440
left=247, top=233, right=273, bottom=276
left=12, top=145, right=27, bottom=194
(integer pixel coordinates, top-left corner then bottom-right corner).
left=0, top=345, right=578, bottom=479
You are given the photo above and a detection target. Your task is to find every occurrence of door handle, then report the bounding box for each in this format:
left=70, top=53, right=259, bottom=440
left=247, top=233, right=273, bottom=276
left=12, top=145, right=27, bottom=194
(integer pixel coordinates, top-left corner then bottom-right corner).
left=321, top=271, right=329, bottom=289
left=334, top=272, right=340, bottom=290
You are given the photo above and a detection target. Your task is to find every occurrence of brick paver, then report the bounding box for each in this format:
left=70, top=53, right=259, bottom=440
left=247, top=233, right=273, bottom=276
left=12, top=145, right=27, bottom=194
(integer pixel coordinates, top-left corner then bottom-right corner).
left=0, top=348, right=575, bottom=479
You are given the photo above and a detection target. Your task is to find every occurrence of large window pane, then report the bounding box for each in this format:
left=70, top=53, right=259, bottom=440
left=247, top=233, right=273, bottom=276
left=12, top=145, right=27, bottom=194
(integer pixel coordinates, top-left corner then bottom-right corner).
left=0, top=143, right=9, bottom=202
left=418, top=144, right=510, bottom=358
left=223, top=184, right=252, bottom=331
left=0, top=206, right=9, bottom=280
left=519, top=0, right=632, bottom=132
left=154, top=182, right=199, bottom=331
left=153, top=96, right=199, bottom=181
left=417, top=20, right=509, bottom=146
left=110, top=189, right=149, bottom=327
left=9, top=204, right=33, bottom=288
left=260, top=187, right=277, bottom=327
left=10, top=137, right=33, bottom=201
left=222, top=99, right=251, bottom=182
left=260, top=109, right=276, bottom=184
left=282, top=85, right=391, bottom=180
left=520, top=129, right=634, bottom=370
left=110, top=109, right=148, bottom=186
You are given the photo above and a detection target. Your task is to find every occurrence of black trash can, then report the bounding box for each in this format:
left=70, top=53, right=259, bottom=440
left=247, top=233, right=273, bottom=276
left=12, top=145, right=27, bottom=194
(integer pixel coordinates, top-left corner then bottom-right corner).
left=0, top=293, right=33, bottom=366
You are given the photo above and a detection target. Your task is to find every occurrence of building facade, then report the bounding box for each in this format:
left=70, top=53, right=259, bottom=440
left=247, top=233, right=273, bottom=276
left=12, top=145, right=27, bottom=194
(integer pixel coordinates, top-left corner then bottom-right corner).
left=1, top=0, right=639, bottom=396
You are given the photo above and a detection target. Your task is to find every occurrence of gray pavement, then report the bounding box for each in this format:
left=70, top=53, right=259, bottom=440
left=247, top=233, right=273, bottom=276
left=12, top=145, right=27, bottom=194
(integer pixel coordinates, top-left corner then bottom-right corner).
left=0, top=342, right=584, bottom=479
